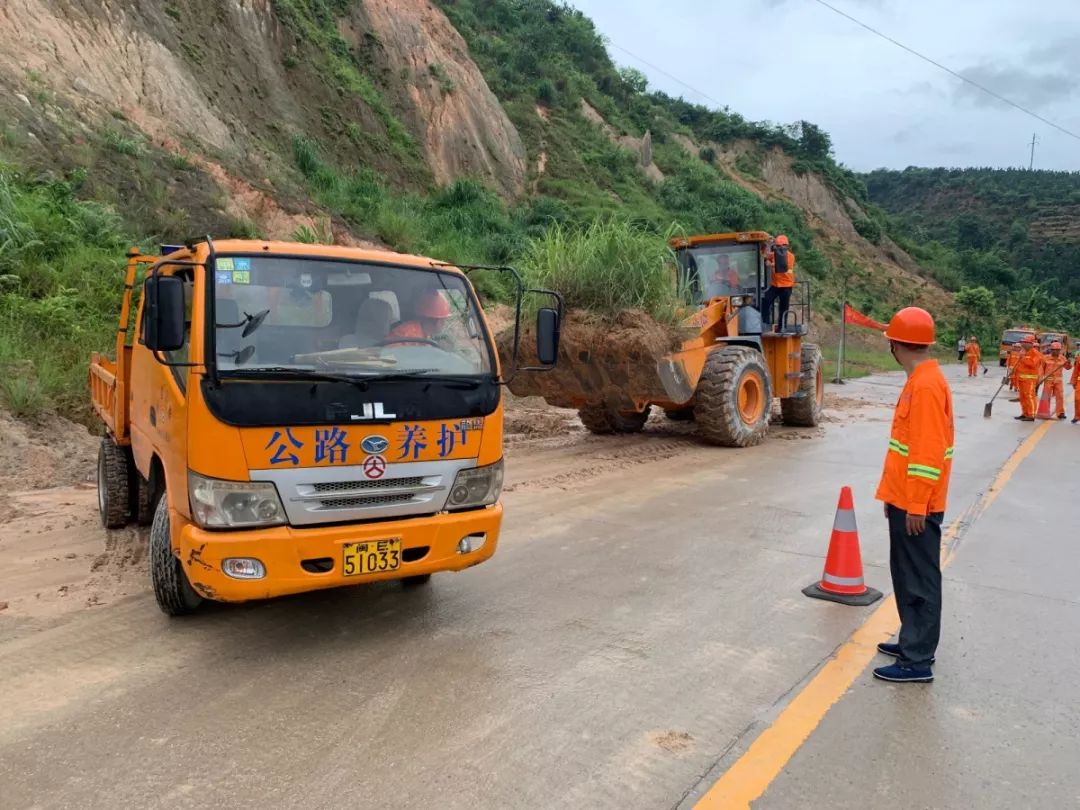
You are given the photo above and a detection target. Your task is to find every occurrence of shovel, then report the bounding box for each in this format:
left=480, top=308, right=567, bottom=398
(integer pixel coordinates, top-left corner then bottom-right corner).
left=983, top=379, right=1008, bottom=417
left=985, top=370, right=1052, bottom=418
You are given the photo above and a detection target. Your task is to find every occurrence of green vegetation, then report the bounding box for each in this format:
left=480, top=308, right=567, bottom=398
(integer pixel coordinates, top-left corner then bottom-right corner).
left=518, top=220, right=682, bottom=322
left=865, top=167, right=1080, bottom=340
left=0, top=166, right=129, bottom=419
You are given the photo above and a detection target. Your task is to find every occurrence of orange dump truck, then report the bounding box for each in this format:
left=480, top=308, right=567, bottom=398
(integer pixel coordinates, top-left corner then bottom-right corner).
left=999, top=326, right=1036, bottom=366
left=90, top=239, right=559, bottom=615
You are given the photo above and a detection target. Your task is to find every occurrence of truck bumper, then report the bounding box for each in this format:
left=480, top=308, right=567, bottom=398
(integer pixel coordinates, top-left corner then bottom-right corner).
left=176, top=505, right=502, bottom=603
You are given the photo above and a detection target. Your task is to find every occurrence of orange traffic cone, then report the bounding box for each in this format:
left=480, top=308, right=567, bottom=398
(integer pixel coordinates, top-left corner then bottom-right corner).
left=803, top=486, right=883, bottom=606
left=1036, top=384, right=1052, bottom=420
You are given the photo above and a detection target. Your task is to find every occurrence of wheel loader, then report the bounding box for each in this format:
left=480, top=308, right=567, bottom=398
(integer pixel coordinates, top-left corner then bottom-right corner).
left=557, top=231, right=824, bottom=447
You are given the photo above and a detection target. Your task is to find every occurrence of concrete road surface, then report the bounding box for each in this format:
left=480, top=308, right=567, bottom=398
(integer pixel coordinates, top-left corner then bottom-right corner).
left=2, top=365, right=1076, bottom=809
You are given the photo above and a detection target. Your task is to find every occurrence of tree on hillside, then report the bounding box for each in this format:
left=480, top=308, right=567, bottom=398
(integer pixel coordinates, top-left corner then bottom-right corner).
left=955, top=286, right=995, bottom=320
left=796, top=121, right=832, bottom=162
left=618, top=67, right=647, bottom=94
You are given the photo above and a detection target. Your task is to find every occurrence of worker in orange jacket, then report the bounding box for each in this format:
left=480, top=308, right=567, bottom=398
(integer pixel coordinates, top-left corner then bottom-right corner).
left=1043, top=342, right=1072, bottom=420
left=761, top=234, right=796, bottom=332
left=964, top=336, right=981, bottom=377
left=1006, top=342, right=1023, bottom=391
left=1013, top=334, right=1045, bottom=421
left=873, top=307, right=953, bottom=684
left=1070, top=359, right=1080, bottom=424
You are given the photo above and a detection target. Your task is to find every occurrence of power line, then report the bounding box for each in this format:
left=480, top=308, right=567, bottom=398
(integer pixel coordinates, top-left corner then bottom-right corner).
left=810, top=0, right=1080, bottom=142
left=605, top=41, right=726, bottom=110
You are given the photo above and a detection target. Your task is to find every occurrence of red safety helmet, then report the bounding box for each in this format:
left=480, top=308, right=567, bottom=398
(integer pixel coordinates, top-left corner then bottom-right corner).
left=1051, top=341, right=1063, bottom=350
left=774, top=234, right=790, bottom=247
left=416, top=289, right=451, bottom=319
left=883, top=306, right=936, bottom=345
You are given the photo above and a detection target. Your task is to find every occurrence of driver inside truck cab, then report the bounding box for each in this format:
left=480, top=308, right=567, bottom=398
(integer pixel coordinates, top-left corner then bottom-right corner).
left=387, top=288, right=453, bottom=343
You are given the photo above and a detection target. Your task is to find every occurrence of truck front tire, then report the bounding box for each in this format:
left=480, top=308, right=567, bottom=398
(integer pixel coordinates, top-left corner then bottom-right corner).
left=150, top=497, right=203, bottom=617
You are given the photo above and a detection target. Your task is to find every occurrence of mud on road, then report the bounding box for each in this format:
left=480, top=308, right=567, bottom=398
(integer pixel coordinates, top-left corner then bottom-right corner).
left=0, top=392, right=840, bottom=626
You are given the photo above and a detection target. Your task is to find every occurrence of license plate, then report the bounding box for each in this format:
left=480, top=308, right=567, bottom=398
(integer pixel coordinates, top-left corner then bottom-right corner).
left=342, top=539, right=401, bottom=576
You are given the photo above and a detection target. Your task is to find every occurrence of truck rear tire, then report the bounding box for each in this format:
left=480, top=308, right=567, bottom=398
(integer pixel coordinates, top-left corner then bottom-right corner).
left=781, top=344, right=824, bottom=427
left=694, top=346, right=772, bottom=447
left=150, top=496, right=203, bottom=617
left=578, top=404, right=650, bottom=434
left=97, top=436, right=131, bottom=529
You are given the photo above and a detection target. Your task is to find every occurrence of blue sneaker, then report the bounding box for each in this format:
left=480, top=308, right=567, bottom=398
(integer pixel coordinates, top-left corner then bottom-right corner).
left=873, top=663, right=933, bottom=683
left=877, top=642, right=935, bottom=664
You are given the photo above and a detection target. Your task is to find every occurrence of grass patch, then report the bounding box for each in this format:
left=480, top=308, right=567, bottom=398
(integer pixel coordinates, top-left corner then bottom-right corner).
left=518, top=220, right=682, bottom=323
left=0, top=165, right=131, bottom=421
left=103, top=129, right=142, bottom=157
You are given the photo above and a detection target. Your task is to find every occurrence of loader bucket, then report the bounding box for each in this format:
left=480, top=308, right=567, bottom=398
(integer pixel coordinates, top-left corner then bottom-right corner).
left=497, top=311, right=693, bottom=410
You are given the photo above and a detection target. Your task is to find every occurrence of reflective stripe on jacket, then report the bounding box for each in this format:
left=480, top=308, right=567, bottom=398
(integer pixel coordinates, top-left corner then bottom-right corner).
left=875, top=360, right=955, bottom=517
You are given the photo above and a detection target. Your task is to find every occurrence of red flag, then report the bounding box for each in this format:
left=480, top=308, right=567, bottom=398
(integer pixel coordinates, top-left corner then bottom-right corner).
left=843, top=303, right=887, bottom=332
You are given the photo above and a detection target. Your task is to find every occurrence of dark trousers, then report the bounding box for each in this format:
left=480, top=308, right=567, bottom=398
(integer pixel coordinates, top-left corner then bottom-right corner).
left=886, top=504, right=943, bottom=669
left=761, top=286, right=792, bottom=329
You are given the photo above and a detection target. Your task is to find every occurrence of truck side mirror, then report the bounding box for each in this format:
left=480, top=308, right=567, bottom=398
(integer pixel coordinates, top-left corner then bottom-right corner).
left=536, top=307, right=560, bottom=366
left=143, top=274, right=186, bottom=353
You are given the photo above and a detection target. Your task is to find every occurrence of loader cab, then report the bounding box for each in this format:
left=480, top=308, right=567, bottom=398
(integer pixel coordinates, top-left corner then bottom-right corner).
left=672, top=231, right=809, bottom=337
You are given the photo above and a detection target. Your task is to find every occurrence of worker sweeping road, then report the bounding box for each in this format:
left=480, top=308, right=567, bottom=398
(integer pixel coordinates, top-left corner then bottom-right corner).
left=964, top=336, right=981, bottom=377
left=1071, top=360, right=1080, bottom=425
left=874, top=306, right=954, bottom=684
left=1013, top=334, right=1045, bottom=421
left=1043, top=342, right=1071, bottom=420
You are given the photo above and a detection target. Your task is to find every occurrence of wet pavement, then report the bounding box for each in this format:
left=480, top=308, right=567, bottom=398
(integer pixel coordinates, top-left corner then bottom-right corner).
left=1, top=364, right=1074, bottom=809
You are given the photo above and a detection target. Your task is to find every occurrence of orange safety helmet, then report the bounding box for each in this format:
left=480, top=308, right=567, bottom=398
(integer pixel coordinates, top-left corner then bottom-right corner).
left=1023, top=334, right=1037, bottom=344
left=883, top=306, right=936, bottom=345
left=774, top=234, right=790, bottom=247
left=416, top=289, right=451, bottom=319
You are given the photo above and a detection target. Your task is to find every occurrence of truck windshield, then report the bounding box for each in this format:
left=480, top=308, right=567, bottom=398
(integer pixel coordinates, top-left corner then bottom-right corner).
left=212, top=256, right=493, bottom=378
left=676, top=243, right=759, bottom=303
left=1003, top=330, right=1034, bottom=343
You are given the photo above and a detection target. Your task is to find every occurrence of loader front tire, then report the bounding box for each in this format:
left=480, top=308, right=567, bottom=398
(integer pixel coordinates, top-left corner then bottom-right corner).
left=694, top=346, right=772, bottom=447
left=578, top=404, right=651, bottom=434
left=150, top=496, right=203, bottom=617
left=97, top=436, right=131, bottom=529
left=780, top=344, right=824, bottom=427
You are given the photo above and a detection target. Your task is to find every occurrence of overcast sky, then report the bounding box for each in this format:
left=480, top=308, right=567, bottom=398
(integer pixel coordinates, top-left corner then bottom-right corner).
left=569, top=0, right=1080, bottom=172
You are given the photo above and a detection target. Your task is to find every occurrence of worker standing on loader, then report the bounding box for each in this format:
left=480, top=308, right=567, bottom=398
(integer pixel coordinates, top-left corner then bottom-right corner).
left=964, top=336, right=981, bottom=377
left=1043, top=341, right=1071, bottom=420
left=873, top=307, right=953, bottom=684
left=761, top=234, right=795, bottom=332
left=1013, top=334, right=1044, bottom=422
left=1070, top=359, right=1080, bottom=424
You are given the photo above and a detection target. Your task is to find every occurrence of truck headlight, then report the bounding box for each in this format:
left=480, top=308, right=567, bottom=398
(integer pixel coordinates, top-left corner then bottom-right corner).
left=446, top=460, right=504, bottom=510
left=188, top=471, right=286, bottom=529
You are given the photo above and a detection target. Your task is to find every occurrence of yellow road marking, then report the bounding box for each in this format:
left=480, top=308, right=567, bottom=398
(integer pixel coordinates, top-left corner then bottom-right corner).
left=695, top=420, right=1053, bottom=809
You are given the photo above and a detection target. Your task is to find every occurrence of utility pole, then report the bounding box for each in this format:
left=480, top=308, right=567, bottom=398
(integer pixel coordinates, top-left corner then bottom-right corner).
left=1028, top=132, right=1039, bottom=170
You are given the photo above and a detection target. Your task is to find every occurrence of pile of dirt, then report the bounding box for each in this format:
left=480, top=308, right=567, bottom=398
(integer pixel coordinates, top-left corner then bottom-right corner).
left=0, top=410, right=97, bottom=494
left=497, top=309, right=686, bottom=410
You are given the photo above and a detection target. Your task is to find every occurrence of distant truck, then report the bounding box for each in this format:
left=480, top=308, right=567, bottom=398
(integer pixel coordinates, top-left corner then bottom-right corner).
left=998, top=326, right=1037, bottom=366
left=1038, top=331, right=1071, bottom=356
left=89, top=239, right=559, bottom=615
